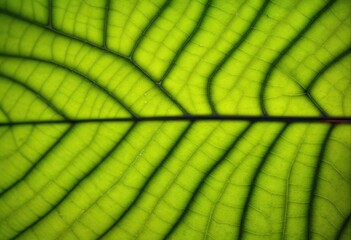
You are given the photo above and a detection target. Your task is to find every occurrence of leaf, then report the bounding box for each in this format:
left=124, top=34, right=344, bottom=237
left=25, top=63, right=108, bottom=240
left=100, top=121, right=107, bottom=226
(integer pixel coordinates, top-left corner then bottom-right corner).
left=0, top=0, right=350, bottom=239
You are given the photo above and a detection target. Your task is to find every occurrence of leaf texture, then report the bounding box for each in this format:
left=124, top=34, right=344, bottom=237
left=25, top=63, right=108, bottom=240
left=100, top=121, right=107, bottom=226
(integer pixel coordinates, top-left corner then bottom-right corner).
left=0, top=0, right=350, bottom=239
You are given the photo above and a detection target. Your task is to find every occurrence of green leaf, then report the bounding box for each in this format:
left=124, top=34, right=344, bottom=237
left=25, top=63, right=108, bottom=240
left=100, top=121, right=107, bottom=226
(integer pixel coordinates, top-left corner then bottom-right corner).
left=0, top=0, right=350, bottom=239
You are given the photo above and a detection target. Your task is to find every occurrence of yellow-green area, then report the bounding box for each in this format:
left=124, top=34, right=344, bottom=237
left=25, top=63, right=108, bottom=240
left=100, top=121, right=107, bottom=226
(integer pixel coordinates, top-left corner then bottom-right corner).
left=0, top=0, right=350, bottom=239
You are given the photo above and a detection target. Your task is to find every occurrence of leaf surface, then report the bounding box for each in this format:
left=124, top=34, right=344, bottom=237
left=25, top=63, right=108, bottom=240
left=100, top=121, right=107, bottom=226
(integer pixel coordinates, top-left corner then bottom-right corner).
left=0, top=0, right=350, bottom=239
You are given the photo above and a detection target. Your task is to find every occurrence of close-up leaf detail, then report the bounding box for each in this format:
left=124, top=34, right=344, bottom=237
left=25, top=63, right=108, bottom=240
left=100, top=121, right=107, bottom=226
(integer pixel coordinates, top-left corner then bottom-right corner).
left=0, top=0, right=350, bottom=239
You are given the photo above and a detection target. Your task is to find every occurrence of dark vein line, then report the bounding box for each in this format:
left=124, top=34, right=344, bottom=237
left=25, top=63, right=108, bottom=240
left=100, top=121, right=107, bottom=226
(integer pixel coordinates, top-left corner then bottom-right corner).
left=48, top=0, right=53, bottom=28
left=307, top=46, right=351, bottom=91
left=97, top=122, right=193, bottom=239
left=0, top=9, right=188, bottom=115
left=238, top=123, right=289, bottom=239
left=305, top=91, right=328, bottom=117
left=0, top=53, right=137, bottom=117
left=135, top=65, right=189, bottom=115
left=1, top=115, right=350, bottom=126
left=0, top=124, right=74, bottom=197
left=281, top=125, right=309, bottom=240
left=159, top=0, right=212, bottom=85
left=133, top=121, right=222, bottom=239
left=164, top=122, right=254, bottom=239
left=54, top=121, right=188, bottom=239
left=207, top=0, right=270, bottom=114
left=259, top=0, right=337, bottom=115
left=10, top=123, right=137, bottom=240
left=0, top=73, right=68, bottom=119
left=103, top=0, right=111, bottom=48
left=336, top=213, right=351, bottom=240
left=307, top=124, right=334, bottom=240
left=129, top=0, right=171, bottom=59
left=305, top=47, right=351, bottom=116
